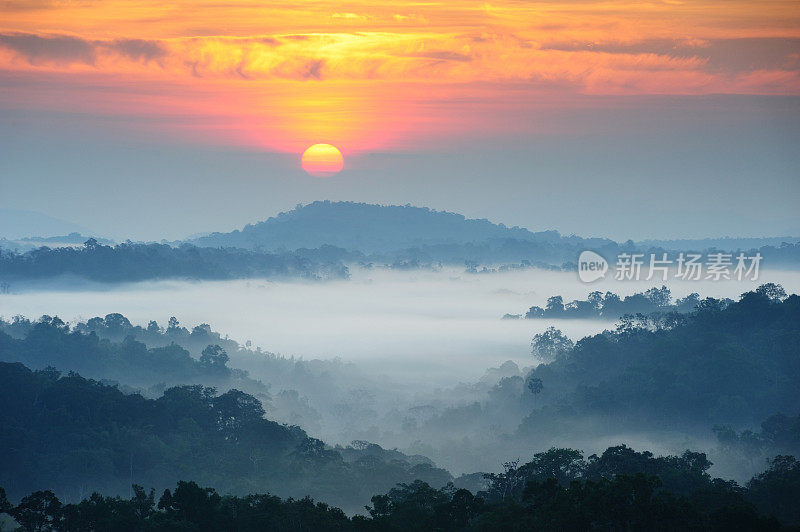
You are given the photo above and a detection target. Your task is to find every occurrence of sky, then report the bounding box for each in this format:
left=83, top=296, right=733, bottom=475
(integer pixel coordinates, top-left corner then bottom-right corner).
left=0, top=0, right=798, bottom=241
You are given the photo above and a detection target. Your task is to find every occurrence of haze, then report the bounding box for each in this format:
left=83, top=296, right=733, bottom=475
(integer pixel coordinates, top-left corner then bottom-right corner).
left=4, top=267, right=799, bottom=385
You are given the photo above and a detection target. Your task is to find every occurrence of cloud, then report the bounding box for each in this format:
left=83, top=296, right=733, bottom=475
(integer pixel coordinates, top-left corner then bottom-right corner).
left=541, top=38, right=800, bottom=73
left=701, top=38, right=800, bottom=72
left=0, top=33, right=95, bottom=65
left=412, top=51, right=473, bottom=62
left=331, top=12, right=369, bottom=21
left=0, top=29, right=797, bottom=93
left=109, top=39, right=167, bottom=62
left=0, top=32, right=167, bottom=66
left=303, top=59, right=324, bottom=79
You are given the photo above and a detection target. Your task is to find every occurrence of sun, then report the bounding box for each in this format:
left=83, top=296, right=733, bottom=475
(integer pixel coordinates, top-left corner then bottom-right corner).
left=301, top=144, right=344, bottom=178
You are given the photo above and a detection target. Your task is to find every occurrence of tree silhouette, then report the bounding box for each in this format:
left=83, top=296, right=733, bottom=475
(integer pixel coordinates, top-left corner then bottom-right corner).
left=530, top=327, right=574, bottom=361
left=199, top=344, right=229, bottom=372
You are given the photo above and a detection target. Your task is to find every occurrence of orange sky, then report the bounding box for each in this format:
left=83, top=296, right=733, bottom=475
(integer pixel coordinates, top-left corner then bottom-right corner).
left=1, top=0, right=799, bottom=152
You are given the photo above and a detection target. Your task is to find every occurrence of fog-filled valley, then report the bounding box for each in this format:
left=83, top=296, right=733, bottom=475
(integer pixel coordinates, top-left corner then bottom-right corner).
left=2, top=268, right=799, bottom=476
left=1, top=203, right=799, bottom=529
left=4, top=267, right=800, bottom=383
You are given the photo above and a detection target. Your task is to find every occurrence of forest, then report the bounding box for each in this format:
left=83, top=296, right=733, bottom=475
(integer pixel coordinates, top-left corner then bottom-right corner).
left=0, top=240, right=349, bottom=283
left=420, top=285, right=800, bottom=476
left=1, top=204, right=798, bottom=285
left=0, top=361, right=451, bottom=516
left=1, top=356, right=799, bottom=530
left=506, top=285, right=712, bottom=320
left=503, top=286, right=712, bottom=321
left=1, top=430, right=799, bottom=530
left=0, top=284, right=798, bottom=530
left=520, top=283, right=798, bottom=429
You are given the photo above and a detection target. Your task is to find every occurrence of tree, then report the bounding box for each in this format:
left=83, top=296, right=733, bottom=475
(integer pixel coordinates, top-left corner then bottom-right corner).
left=199, top=344, right=229, bottom=372
left=601, top=291, right=623, bottom=317
left=449, top=488, right=483, bottom=528
left=676, top=293, right=700, bottom=312
left=12, top=490, right=62, bottom=532
left=644, top=285, right=671, bottom=307
left=545, top=296, right=565, bottom=316
left=521, top=448, right=585, bottom=487
left=485, top=459, right=523, bottom=501
left=103, top=313, right=132, bottom=333
left=158, top=481, right=221, bottom=527
left=587, top=290, right=604, bottom=312
left=525, top=306, right=544, bottom=319
left=131, top=485, right=156, bottom=521
left=526, top=376, right=543, bottom=396
left=756, top=283, right=787, bottom=302
left=214, top=389, right=265, bottom=440
left=531, top=327, right=574, bottom=361
left=0, top=487, right=11, bottom=515
left=746, top=455, right=800, bottom=526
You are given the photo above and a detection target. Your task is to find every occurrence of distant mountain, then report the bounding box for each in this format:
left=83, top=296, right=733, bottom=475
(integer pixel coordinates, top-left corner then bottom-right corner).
left=189, top=201, right=800, bottom=268
left=192, top=201, right=610, bottom=254
left=0, top=232, right=116, bottom=253
left=14, top=232, right=113, bottom=245
left=636, top=236, right=800, bottom=250
left=0, top=208, right=96, bottom=240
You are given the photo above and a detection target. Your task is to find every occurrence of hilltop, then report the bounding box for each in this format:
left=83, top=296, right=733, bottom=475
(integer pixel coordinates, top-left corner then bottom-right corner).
left=191, top=201, right=594, bottom=251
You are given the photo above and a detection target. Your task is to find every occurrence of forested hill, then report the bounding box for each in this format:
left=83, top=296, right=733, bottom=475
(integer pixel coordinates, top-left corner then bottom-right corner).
left=0, top=361, right=452, bottom=515
left=1, top=204, right=797, bottom=279
left=190, top=202, right=800, bottom=267
left=191, top=201, right=610, bottom=253
left=0, top=241, right=350, bottom=283
left=514, top=286, right=800, bottom=433
left=2, top=359, right=799, bottom=528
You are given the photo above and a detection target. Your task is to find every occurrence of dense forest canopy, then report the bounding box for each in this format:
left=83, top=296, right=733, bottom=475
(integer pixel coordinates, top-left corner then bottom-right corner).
left=0, top=314, right=255, bottom=390
left=521, top=285, right=799, bottom=429
left=406, top=285, right=800, bottom=476
left=0, top=361, right=452, bottom=515
left=0, top=240, right=349, bottom=283
left=506, top=285, right=715, bottom=320
left=2, top=444, right=798, bottom=530
left=191, top=201, right=568, bottom=252
left=0, top=312, right=388, bottom=439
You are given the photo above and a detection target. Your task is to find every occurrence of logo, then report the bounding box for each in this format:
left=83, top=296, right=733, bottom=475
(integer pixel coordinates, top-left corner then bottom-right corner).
left=578, top=250, right=608, bottom=283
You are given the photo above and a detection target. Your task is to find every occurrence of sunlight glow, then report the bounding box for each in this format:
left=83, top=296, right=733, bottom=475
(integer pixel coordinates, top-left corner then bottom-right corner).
left=0, top=0, right=797, bottom=153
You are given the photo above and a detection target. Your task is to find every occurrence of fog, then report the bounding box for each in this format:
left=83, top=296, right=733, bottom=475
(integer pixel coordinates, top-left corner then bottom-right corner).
left=3, top=266, right=800, bottom=388
left=4, top=267, right=800, bottom=475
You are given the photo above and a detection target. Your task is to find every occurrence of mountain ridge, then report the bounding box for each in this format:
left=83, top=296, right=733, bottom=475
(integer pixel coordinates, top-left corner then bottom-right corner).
left=190, top=201, right=610, bottom=253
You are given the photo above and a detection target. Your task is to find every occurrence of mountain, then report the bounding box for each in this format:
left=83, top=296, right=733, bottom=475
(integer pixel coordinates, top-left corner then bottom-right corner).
left=0, top=209, right=95, bottom=240
left=191, top=201, right=601, bottom=253
left=189, top=202, right=800, bottom=268
left=0, top=232, right=116, bottom=253
left=636, top=236, right=800, bottom=250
